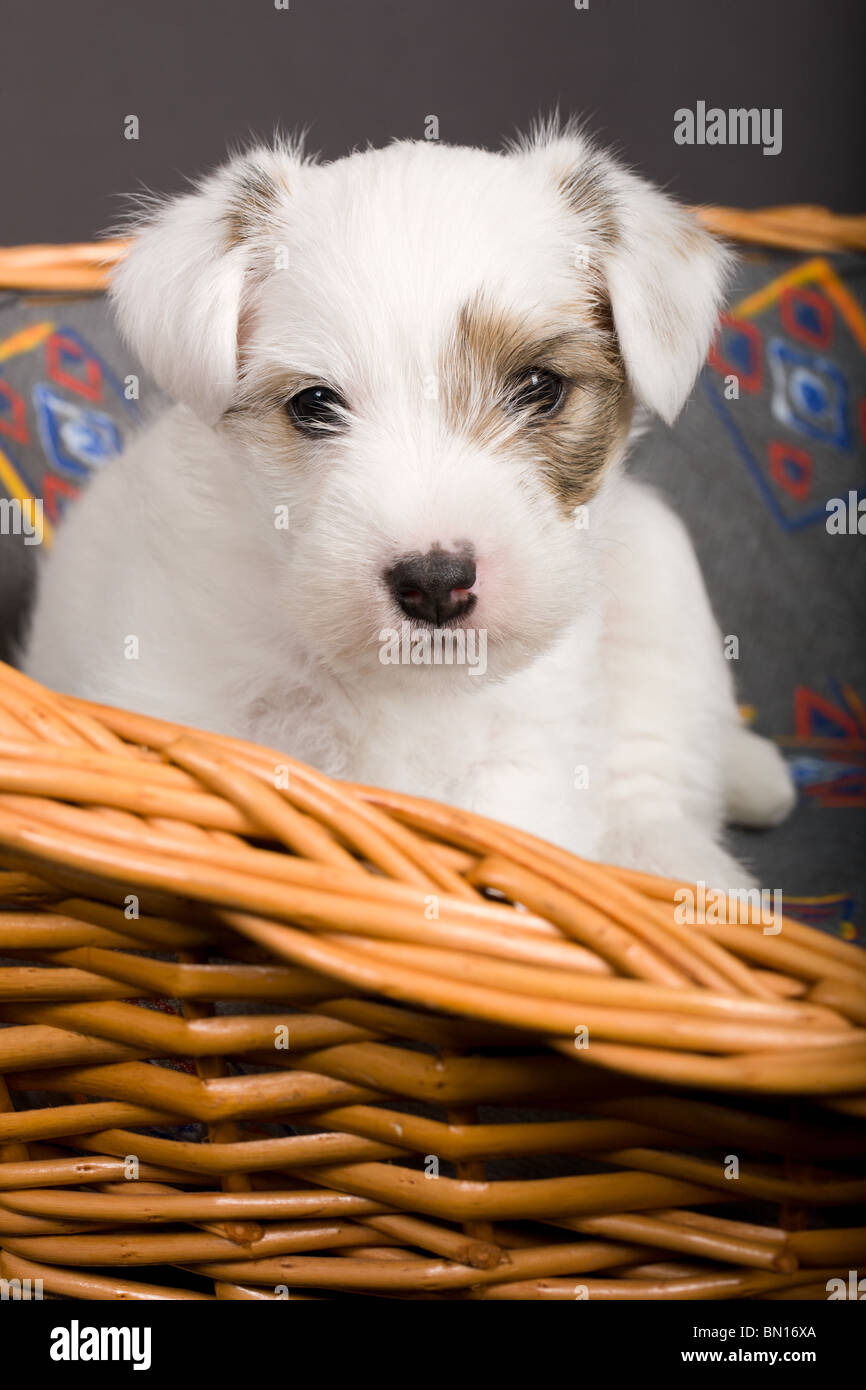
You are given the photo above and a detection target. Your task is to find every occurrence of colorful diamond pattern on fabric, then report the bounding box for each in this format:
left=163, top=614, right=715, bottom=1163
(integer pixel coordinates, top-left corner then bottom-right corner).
left=0, top=316, right=138, bottom=546
left=706, top=257, right=866, bottom=531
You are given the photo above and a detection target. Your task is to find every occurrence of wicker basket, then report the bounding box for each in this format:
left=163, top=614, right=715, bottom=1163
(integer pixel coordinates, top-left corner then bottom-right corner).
left=0, top=660, right=864, bottom=1301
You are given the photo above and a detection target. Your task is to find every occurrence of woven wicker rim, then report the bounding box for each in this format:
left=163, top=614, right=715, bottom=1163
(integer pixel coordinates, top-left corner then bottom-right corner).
left=1, top=659, right=864, bottom=1092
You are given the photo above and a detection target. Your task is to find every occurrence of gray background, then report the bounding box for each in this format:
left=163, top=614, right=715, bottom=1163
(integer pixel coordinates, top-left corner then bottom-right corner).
left=1, top=0, right=865, bottom=244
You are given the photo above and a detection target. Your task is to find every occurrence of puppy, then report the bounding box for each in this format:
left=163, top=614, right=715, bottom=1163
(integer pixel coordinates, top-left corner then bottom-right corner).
left=23, top=123, right=796, bottom=886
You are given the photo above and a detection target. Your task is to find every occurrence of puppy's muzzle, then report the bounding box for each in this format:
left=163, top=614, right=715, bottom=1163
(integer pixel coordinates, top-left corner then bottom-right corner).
left=385, top=547, right=477, bottom=625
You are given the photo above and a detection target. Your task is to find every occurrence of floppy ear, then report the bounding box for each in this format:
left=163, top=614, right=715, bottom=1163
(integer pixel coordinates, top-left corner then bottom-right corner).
left=109, top=146, right=298, bottom=423
left=516, top=127, right=733, bottom=425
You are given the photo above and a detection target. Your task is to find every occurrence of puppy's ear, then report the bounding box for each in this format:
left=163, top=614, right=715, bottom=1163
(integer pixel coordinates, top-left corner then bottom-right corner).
left=110, top=146, right=298, bottom=422
left=515, top=127, right=733, bottom=425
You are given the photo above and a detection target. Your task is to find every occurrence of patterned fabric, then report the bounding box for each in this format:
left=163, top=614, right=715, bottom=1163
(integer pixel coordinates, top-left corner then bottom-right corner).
left=707, top=258, right=866, bottom=532
left=631, top=250, right=866, bottom=940
left=0, top=293, right=150, bottom=663
left=1, top=254, right=864, bottom=938
left=0, top=301, right=144, bottom=542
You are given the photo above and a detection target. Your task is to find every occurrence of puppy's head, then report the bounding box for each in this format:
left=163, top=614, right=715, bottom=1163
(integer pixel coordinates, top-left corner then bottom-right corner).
left=111, top=125, right=731, bottom=684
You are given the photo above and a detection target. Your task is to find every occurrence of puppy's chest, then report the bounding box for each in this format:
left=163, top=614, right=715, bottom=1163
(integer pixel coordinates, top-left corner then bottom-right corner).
left=344, top=664, right=603, bottom=809
left=242, top=634, right=607, bottom=826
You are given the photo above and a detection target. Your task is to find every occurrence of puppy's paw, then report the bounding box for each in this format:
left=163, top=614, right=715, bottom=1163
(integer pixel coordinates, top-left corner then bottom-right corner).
left=724, top=726, right=797, bottom=829
left=601, top=818, right=757, bottom=893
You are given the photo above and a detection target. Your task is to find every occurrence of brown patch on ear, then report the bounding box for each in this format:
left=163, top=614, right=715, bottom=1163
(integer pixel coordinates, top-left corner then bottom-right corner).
left=225, top=164, right=286, bottom=246
left=441, top=294, right=631, bottom=517
left=557, top=155, right=619, bottom=247
left=671, top=208, right=717, bottom=260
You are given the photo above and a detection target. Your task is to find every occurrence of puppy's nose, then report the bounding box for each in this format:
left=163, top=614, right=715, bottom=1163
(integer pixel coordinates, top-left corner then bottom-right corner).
left=386, top=547, right=477, bottom=624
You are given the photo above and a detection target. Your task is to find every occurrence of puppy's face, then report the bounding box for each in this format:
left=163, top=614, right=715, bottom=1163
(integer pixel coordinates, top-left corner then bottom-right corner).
left=112, top=130, right=730, bottom=684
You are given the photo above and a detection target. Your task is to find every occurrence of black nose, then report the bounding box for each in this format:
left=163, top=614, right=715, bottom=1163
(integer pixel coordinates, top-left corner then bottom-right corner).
left=386, top=547, right=477, bottom=624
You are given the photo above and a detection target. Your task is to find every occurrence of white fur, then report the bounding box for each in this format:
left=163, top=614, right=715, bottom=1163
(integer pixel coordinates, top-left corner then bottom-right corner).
left=23, top=128, right=795, bottom=888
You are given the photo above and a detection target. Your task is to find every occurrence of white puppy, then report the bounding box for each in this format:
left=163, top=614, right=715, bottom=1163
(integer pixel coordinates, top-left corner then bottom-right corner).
left=23, top=124, right=796, bottom=885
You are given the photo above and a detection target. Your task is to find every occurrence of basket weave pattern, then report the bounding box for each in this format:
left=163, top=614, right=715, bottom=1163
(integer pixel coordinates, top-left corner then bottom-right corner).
left=0, top=661, right=864, bottom=1300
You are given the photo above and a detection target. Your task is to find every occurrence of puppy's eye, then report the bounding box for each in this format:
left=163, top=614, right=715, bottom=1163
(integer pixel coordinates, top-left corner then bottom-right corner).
left=286, top=386, right=347, bottom=434
left=507, top=368, right=566, bottom=419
